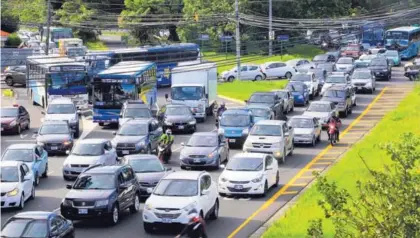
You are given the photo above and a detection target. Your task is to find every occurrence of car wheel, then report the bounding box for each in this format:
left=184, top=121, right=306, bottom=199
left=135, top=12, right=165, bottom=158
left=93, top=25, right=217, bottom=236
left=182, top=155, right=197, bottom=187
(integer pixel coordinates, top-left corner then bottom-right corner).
left=353, top=99, right=357, bottom=107
left=227, top=76, right=235, bottom=82
left=261, top=181, right=268, bottom=197
left=209, top=199, right=219, bottom=220
left=30, top=185, right=35, bottom=200
left=74, top=126, right=80, bottom=138
left=214, top=157, right=221, bottom=170
left=280, top=148, right=286, bottom=164
left=5, top=77, right=14, bottom=86
left=255, top=75, right=263, bottom=81
left=344, top=108, right=348, bottom=117
left=108, top=205, right=119, bottom=225
left=42, top=163, right=48, bottom=178
left=34, top=173, right=40, bottom=186
left=285, top=72, right=292, bottom=79
left=26, top=120, right=30, bottom=130
left=274, top=171, right=279, bottom=187
left=290, top=105, right=294, bottom=112
left=99, top=122, right=104, bottom=126
left=180, top=165, right=187, bottom=170
left=144, top=222, right=154, bottom=233
left=288, top=143, right=294, bottom=156
left=317, top=133, right=321, bottom=142
left=18, top=194, right=25, bottom=210
left=129, top=193, right=140, bottom=213
left=16, top=124, right=21, bottom=135
left=312, top=136, right=316, bottom=147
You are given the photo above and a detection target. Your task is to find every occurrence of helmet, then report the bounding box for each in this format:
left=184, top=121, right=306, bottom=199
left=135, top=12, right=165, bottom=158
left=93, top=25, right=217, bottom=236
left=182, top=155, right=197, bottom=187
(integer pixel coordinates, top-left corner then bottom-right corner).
left=165, top=129, right=172, bottom=135
left=220, top=102, right=226, bottom=107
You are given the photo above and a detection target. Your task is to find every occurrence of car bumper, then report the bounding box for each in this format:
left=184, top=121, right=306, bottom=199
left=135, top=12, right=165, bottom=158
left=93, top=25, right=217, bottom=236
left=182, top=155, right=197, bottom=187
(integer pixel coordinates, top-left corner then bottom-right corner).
left=43, top=143, right=73, bottom=153
left=116, top=148, right=145, bottom=156
left=218, top=182, right=265, bottom=194
left=243, top=146, right=284, bottom=159
left=353, top=84, right=373, bottom=91
left=293, top=136, right=314, bottom=144
left=143, top=209, right=191, bottom=225
left=180, top=157, right=218, bottom=167
left=372, top=71, right=390, bottom=79
left=61, top=205, right=112, bottom=220
left=225, top=135, right=248, bottom=145
left=1, top=194, right=22, bottom=208
left=163, top=124, right=196, bottom=132
left=62, top=167, right=88, bottom=178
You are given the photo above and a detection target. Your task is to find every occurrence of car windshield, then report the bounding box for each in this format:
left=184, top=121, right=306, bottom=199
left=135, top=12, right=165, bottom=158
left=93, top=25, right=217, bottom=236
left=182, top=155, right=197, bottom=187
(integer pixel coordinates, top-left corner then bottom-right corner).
left=313, top=55, right=327, bottom=61
left=2, top=149, right=34, bottom=163
left=220, top=114, right=250, bottom=127
left=352, top=71, right=371, bottom=79
left=128, top=158, right=164, bottom=173
left=249, top=108, right=270, bottom=117
left=326, top=76, right=346, bottom=83
left=171, top=86, right=204, bottom=100
left=249, top=125, right=282, bottom=136
left=73, top=174, right=115, bottom=189
left=289, top=118, right=314, bottom=128
left=345, top=46, right=359, bottom=51
left=153, top=179, right=198, bottom=196
left=187, top=135, right=218, bottom=147
left=1, top=108, right=18, bottom=117
left=226, top=157, right=263, bottom=171
left=316, top=64, right=333, bottom=72
left=307, top=103, right=331, bottom=112
left=384, top=51, right=398, bottom=57
left=248, top=94, right=274, bottom=104
left=166, top=107, right=191, bottom=116
left=118, top=123, right=148, bottom=136
left=337, top=58, right=353, bottom=64
left=324, top=90, right=346, bottom=98
left=47, top=104, right=75, bottom=114
left=287, top=84, right=304, bottom=92
left=1, top=219, right=48, bottom=238
left=273, top=91, right=287, bottom=98
left=71, top=143, right=103, bottom=156
left=291, top=74, right=311, bottom=82
left=1, top=166, right=19, bottom=182
left=370, top=59, right=387, bottom=67
left=123, top=108, right=151, bottom=118
left=39, top=124, right=69, bottom=135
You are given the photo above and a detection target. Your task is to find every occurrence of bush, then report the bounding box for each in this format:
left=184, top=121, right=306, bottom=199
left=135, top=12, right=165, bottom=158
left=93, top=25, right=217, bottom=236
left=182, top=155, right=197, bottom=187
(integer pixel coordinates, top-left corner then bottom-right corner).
left=5, top=33, right=22, bottom=47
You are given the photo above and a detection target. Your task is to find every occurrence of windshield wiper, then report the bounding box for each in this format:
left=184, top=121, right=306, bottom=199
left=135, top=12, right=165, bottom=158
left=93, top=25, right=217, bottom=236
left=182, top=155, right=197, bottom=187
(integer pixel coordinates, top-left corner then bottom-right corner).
left=234, top=169, right=254, bottom=171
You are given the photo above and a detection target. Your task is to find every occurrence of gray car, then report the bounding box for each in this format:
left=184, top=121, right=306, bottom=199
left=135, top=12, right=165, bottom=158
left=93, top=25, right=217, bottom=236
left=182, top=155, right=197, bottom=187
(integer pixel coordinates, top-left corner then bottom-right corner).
left=123, top=154, right=172, bottom=198
left=272, top=89, right=294, bottom=113
left=3, top=66, right=26, bottom=86
left=157, top=104, right=197, bottom=133
left=351, top=69, right=376, bottom=93
left=180, top=132, right=229, bottom=170
left=334, top=57, right=355, bottom=74
left=43, top=98, right=81, bottom=138
left=36, top=120, right=74, bottom=155
left=288, top=116, right=322, bottom=146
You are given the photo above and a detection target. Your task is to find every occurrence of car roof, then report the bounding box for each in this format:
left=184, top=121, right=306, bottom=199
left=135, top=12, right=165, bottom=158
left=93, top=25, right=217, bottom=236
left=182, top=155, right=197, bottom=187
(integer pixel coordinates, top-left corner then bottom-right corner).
left=327, top=85, right=347, bottom=90
left=41, top=120, right=69, bottom=125
left=338, top=57, right=353, bottom=60
left=232, top=152, right=267, bottom=159
left=251, top=91, right=276, bottom=95
left=310, top=101, right=332, bottom=105
left=255, top=120, right=285, bottom=126
left=49, top=97, right=74, bottom=104
left=124, top=118, right=151, bottom=125
left=163, top=171, right=205, bottom=180
left=7, top=144, right=37, bottom=149
left=0, top=161, right=22, bottom=167
left=191, top=132, right=217, bottom=137
left=78, top=138, right=108, bottom=144
left=13, top=211, right=53, bottom=220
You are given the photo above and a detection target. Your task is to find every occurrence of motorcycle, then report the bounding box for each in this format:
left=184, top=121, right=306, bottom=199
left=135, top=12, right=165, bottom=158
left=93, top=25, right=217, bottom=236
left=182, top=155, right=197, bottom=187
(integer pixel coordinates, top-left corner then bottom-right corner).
left=157, top=142, right=171, bottom=164
left=328, top=122, right=339, bottom=146
left=404, top=68, right=419, bottom=81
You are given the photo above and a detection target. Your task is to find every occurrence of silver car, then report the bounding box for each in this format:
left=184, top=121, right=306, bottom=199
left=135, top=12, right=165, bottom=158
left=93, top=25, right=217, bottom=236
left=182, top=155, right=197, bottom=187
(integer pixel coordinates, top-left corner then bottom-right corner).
left=3, top=66, right=27, bottom=86
left=302, top=101, right=338, bottom=129
left=43, top=98, right=81, bottom=138
left=351, top=69, right=376, bottom=94
left=288, top=116, right=322, bottom=146
left=334, top=57, right=355, bottom=74
left=272, top=89, right=295, bottom=113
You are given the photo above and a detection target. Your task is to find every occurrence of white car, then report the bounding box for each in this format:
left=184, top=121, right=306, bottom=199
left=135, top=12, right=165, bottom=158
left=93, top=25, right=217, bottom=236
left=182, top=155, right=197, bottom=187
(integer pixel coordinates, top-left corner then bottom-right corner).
left=260, top=62, right=296, bottom=79
left=218, top=153, right=279, bottom=197
left=62, top=139, right=118, bottom=180
left=303, top=101, right=338, bottom=128
left=290, top=72, right=319, bottom=98
left=143, top=171, right=219, bottom=233
left=321, top=72, right=351, bottom=95
left=286, top=59, right=312, bottom=70
left=220, top=65, right=265, bottom=81
left=334, top=57, right=355, bottom=74
left=0, top=161, right=35, bottom=209
left=288, top=116, right=322, bottom=146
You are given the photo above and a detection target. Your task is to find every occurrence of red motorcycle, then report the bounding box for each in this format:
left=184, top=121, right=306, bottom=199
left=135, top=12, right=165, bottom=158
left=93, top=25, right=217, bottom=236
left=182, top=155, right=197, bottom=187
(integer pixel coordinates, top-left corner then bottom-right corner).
left=328, top=121, right=341, bottom=146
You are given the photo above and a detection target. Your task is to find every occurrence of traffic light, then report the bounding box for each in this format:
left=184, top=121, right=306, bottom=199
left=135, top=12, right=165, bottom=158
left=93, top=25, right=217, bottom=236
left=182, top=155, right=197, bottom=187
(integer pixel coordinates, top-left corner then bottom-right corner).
left=194, top=12, right=199, bottom=22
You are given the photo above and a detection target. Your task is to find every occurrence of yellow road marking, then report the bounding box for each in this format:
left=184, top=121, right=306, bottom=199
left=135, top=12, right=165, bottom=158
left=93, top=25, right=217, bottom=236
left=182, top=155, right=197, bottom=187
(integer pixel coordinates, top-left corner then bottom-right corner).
left=283, top=191, right=298, bottom=195
left=298, top=176, right=314, bottom=179
left=313, top=162, right=332, bottom=165
left=290, top=183, right=307, bottom=187
left=227, top=87, right=388, bottom=238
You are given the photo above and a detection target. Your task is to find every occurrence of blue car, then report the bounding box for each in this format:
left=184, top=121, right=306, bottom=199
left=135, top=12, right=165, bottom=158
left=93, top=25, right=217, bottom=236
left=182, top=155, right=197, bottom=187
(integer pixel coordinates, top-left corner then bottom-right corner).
left=1, top=144, right=48, bottom=186
left=246, top=105, right=274, bottom=123
left=217, top=108, right=254, bottom=146
left=286, top=82, right=310, bottom=106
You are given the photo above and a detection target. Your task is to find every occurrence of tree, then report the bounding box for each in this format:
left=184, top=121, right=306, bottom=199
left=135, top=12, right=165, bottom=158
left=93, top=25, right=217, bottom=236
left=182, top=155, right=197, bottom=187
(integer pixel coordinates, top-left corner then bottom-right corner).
left=1, top=1, right=20, bottom=33
left=308, top=133, right=420, bottom=237
left=4, top=0, right=46, bottom=25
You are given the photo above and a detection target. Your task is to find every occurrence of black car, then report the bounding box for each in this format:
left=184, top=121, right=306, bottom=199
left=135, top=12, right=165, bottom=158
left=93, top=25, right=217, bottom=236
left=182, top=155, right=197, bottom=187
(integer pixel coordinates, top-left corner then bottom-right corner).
left=321, top=85, right=353, bottom=117
left=1, top=211, right=75, bottom=238
left=36, top=120, right=74, bottom=154
left=158, top=104, right=197, bottom=133
left=245, top=92, right=284, bottom=120
left=1, top=105, right=30, bottom=135
left=370, top=56, right=392, bottom=81
left=60, top=164, right=141, bottom=225
left=312, top=54, right=336, bottom=65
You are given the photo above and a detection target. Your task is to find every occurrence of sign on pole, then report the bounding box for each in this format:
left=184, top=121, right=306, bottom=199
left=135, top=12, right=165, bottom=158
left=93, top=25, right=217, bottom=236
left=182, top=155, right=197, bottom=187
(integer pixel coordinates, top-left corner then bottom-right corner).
left=269, top=31, right=275, bottom=40
left=198, top=34, right=210, bottom=41
left=220, top=35, right=233, bottom=42
left=277, top=35, right=289, bottom=41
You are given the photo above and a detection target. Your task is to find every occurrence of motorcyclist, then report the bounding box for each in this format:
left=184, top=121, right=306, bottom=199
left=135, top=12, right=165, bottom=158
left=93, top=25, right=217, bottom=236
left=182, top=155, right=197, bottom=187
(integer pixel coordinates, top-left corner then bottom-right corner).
left=158, top=129, right=174, bottom=159
left=327, top=115, right=342, bottom=142
left=216, top=102, right=227, bottom=117
left=175, top=210, right=208, bottom=238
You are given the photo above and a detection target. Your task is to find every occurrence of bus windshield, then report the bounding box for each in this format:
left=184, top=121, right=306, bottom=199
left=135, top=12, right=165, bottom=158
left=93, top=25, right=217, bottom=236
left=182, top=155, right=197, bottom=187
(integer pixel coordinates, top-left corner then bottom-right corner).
left=93, top=84, right=136, bottom=107
left=51, top=30, right=72, bottom=41
left=49, top=72, right=86, bottom=90
left=385, top=31, right=409, bottom=40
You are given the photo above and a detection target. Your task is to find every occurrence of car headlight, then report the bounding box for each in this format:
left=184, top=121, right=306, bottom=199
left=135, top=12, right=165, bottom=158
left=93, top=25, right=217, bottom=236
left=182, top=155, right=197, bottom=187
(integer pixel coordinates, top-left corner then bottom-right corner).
left=208, top=152, right=215, bottom=158
left=188, top=120, right=196, bottom=125
left=95, top=199, right=109, bottom=207
left=218, top=128, right=225, bottom=134
left=164, top=121, right=173, bottom=126
left=137, top=140, right=146, bottom=148
left=37, top=142, right=45, bottom=146
left=7, top=188, right=19, bottom=197
left=62, top=198, right=72, bottom=206
left=9, top=120, right=16, bottom=126
left=220, top=177, right=228, bottom=183
left=145, top=203, right=153, bottom=210
left=182, top=202, right=197, bottom=212
left=242, top=128, right=249, bottom=134
left=63, top=140, right=72, bottom=146
left=251, top=174, right=263, bottom=183
left=383, top=69, right=388, bottom=72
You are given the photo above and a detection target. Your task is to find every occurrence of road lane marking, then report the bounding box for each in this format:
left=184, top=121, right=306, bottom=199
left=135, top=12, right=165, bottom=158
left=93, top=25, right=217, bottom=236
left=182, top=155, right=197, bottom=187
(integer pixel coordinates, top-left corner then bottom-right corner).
left=4, top=139, right=36, bottom=142
left=290, top=183, right=307, bottom=187
left=47, top=171, right=54, bottom=175
left=227, top=87, right=388, bottom=238
left=283, top=191, right=298, bottom=195
left=298, top=176, right=314, bottom=179
left=20, top=134, right=28, bottom=138
left=313, top=162, right=332, bottom=165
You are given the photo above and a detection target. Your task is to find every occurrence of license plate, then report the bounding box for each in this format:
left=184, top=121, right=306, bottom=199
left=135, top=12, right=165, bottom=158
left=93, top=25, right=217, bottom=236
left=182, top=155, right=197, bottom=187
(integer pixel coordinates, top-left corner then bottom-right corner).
left=234, top=185, right=243, bottom=189
left=357, top=87, right=362, bottom=90
left=178, top=126, right=184, bottom=129
left=161, top=218, right=172, bottom=223
left=51, top=146, right=58, bottom=150
left=194, top=158, right=201, bottom=163
left=229, top=139, right=236, bottom=143
left=122, top=150, right=129, bottom=154
left=78, top=209, right=88, bottom=214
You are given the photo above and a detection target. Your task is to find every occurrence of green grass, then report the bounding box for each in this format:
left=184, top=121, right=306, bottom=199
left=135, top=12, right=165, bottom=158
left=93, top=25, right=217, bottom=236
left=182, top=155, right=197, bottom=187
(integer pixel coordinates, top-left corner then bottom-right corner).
left=262, top=85, right=420, bottom=238
left=218, top=80, right=288, bottom=101
left=85, top=40, right=108, bottom=50
left=101, top=30, right=126, bottom=36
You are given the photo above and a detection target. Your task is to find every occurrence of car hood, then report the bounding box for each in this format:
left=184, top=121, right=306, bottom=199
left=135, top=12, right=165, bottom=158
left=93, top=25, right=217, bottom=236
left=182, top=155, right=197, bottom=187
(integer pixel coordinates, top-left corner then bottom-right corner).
left=165, top=115, right=193, bottom=123
left=113, top=135, right=146, bottom=144
left=45, top=114, right=75, bottom=122
left=291, top=91, right=304, bottom=96
left=335, top=63, right=352, bottom=69
left=146, top=195, right=197, bottom=209
left=181, top=146, right=217, bottom=156
left=246, top=102, right=273, bottom=108
left=221, top=170, right=262, bottom=182
left=302, top=111, right=329, bottom=119
left=66, top=189, right=115, bottom=200
left=37, top=134, right=71, bottom=143
left=0, top=182, right=19, bottom=193
left=254, top=116, right=269, bottom=123
left=246, top=135, right=283, bottom=144
left=135, top=171, right=166, bottom=183
left=294, top=128, right=315, bottom=135
left=65, top=154, right=103, bottom=165
left=0, top=117, right=16, bottom=124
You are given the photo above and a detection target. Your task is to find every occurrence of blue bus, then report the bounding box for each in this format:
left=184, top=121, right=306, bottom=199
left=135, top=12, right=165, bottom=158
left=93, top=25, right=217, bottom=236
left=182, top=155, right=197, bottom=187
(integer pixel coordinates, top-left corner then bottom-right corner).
left=361, top=22, right=385, bottom=47
left=92, top=61, right=157, bottom=125
left=42, top=27, right=73, bottom=48
left=385, top=26, right=420, bottom=59
left=26, top=55, right=88, bottom=109
left=88, top=43, right=200, bottom=87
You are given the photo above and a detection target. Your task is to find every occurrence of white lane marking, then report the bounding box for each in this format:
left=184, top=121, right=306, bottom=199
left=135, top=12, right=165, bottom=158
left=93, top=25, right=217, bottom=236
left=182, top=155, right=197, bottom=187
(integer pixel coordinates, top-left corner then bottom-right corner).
left=4, top=139, right=36, bottom=142
left=20, top=134, right=28, bottom=138
left=79, top=117, right=97, bottom=140
left=47, top=171, right=54, bottom=175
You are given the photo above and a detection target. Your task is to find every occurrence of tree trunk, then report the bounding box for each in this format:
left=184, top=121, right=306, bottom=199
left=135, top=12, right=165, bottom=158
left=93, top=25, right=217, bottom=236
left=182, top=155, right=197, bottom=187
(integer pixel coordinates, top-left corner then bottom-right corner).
left=168, top=25, right=180, bottom=42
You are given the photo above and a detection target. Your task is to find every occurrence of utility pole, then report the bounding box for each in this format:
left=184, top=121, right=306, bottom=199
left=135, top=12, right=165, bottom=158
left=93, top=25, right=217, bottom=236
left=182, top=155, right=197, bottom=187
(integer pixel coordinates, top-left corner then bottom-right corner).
left=235, top=0, right=241, bottom=80
left=45, top=0, right=52, bottom=55
left=268, top=0, right=273, bottom=56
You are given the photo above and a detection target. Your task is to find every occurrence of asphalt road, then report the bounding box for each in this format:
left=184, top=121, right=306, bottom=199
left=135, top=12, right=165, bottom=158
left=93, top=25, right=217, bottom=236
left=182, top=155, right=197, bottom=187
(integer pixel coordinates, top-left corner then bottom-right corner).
left=1, top=65, right=414, bottom=238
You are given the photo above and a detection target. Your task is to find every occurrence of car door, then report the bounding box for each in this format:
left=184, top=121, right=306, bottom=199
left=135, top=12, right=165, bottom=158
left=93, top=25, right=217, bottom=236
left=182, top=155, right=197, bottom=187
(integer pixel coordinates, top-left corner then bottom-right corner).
left=14, top=66, right=27, bottom=83
left=199, top=175, right=212, bottom=216
left=217, top=134, right=226, bottom=161
left=19, top=165, right=31, bottom=200
left=249, top=66, right=260, bottom=79
left=264, top=63, right=276, bottom=77
left=117, top=171, right=131, bottom=210
left=149, top=121, right=162, bottom=150
left=240, top=66, right=250, bottom=80
left=33, top=147, right=44, bottom=176
left=287, top=92, right=294, bottom=109
left=264, top=156, right=275, bottom=187
left=18, top=106, right=30, bottom=129
left=124, top=167, right=137, bottom=207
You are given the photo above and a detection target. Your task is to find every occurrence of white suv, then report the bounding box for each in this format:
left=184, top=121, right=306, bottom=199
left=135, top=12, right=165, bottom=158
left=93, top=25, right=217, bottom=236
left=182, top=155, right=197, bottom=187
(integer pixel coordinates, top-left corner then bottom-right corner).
left=143, top=171, right=219, bottom=233
left=43, top=97, right=81, bottom=138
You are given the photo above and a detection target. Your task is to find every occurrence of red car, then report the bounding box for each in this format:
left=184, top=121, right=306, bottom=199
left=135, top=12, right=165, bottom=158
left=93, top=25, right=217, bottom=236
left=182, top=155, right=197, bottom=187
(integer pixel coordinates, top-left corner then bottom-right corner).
left=341, top=44, right=363, bottom=59
left=1, top=105, right=30, bottom=134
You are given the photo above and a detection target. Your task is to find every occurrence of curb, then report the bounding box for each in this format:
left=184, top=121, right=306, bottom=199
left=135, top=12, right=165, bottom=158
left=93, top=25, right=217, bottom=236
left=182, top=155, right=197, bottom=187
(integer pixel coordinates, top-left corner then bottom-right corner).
left=218, top=95, right=246, bottom=105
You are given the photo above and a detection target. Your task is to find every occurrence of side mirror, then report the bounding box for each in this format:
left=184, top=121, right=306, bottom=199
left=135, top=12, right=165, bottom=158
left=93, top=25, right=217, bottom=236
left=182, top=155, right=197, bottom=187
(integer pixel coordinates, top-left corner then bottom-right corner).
left=66, top=184, right=72, bottom=189
left=65, top=150, right=70, bottom=155
left=201, top=189, right=210, bottom=196
left=288, top=126, right=292, bottom=130
left=181, top=142, right=185, bottom=146
left=165, top=94, right=169, bottom=99
left=266, top=166, right=273, bottom=170
left=112, top=131, right=117, bottom=135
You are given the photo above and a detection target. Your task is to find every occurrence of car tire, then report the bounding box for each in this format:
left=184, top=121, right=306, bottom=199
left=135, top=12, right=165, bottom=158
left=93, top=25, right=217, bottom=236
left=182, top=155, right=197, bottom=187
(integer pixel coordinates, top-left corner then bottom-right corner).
left=26, top=120, right=30, bottom=130
left=344, top=108, right=348, bottom=117
left=42, top=163, right=48, bottom=178
left=219, top=192, right=226, bottom=197
left=129, top=193, right=140, bottom=214
left=209, top=199, right=219, bottom=220
left=18, top=194, right=25, bottom=210
left=227, top=76, right=235, bottom=82
left=108, top=204, right=119, bottom=225
left=99, top=122, right=104, bottom=126
left=290, top=105, right=294, bottom=112
left=213, top=157, right=221, bottom=170
left=5, top=77, right=14, bottom=86
left=30, top=185, right=35, bottom=200
left=16, top=124, right=21, bottom=135
left=274, top=171, right=279, bottom=187
left=254, top=75, right=263, bottom=81
left=353, top=99, right=357, bottom=107
left=74, top=126, right=80, bottom=138
left=312, top=136, right=316, bottom=147
left=144, top=222, right=154, bottom=233
left=34, top=173, right=40, bottom=186
left=285, top=72, right=292, bottom=79
left=261, top=181, right=268, bottom=197
left=387, top=74, right=391, bottom=81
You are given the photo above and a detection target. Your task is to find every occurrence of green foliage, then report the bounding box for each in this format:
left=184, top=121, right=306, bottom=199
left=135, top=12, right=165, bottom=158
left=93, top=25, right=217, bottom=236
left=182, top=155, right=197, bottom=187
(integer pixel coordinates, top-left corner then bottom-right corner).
left=1, top=1, right=19, bottom=33
left=85, top=40, right=108, bottom=50
left=5, top=33, right=22, bottom=47
left=218, top=80, right=288, bottom=101
left=4, top=0, right=46, bottom=24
